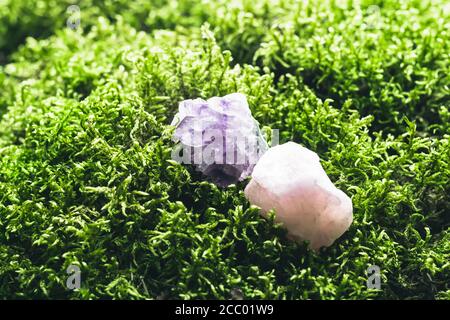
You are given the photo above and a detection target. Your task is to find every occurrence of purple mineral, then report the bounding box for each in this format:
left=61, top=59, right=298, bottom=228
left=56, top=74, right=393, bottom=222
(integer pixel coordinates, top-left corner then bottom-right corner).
left=171, top=93, right=268, bottom=187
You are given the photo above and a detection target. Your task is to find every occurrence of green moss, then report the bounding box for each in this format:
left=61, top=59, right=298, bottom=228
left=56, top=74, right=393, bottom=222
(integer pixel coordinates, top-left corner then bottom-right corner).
left=0, top=0, right=448, bottom=299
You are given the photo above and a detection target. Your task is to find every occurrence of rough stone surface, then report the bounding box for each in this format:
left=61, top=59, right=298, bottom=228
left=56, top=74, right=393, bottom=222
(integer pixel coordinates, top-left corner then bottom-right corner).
left=244, top=142, right=353, bottom=250
left=171, top=93, right=268, bottom=186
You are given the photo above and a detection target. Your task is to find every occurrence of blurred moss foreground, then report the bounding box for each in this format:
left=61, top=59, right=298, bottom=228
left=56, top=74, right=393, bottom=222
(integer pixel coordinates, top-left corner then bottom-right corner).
left=0, top=0, right=449, bottom=299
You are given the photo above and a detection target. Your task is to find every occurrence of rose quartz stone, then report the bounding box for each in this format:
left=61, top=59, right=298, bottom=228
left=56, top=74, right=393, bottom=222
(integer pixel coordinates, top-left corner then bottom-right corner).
left=244, top=142, right=353, bottom=250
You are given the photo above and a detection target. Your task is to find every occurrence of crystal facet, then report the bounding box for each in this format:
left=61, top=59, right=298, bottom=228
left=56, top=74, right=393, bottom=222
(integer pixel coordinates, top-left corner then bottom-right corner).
left=171, top=93, right=268, bottom=187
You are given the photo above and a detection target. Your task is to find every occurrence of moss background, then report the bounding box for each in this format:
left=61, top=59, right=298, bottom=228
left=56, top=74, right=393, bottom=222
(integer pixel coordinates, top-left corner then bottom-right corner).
left=0, top=0, right=449, bottom=299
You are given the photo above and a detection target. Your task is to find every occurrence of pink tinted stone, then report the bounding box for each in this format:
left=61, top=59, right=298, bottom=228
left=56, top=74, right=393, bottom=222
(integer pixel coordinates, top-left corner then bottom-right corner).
left=244, top=142, right=353, bottom=250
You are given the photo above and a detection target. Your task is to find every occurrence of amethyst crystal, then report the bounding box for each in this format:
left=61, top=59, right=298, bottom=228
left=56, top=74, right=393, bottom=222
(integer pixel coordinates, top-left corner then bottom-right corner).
left=171, top=93, right=268, bottom=187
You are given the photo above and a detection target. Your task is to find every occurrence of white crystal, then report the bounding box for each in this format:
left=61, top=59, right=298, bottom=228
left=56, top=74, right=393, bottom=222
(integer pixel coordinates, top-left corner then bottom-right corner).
left=244, top=142, right=353, bottom=250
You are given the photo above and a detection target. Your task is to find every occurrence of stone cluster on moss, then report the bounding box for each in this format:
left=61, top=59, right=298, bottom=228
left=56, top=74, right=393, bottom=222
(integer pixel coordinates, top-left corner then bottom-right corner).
left=0, top=0, right=448, bottom=300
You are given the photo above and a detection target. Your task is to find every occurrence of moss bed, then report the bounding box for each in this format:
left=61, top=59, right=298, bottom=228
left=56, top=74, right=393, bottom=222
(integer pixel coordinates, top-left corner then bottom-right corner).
left=0, top=0, right=449, bottom=299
